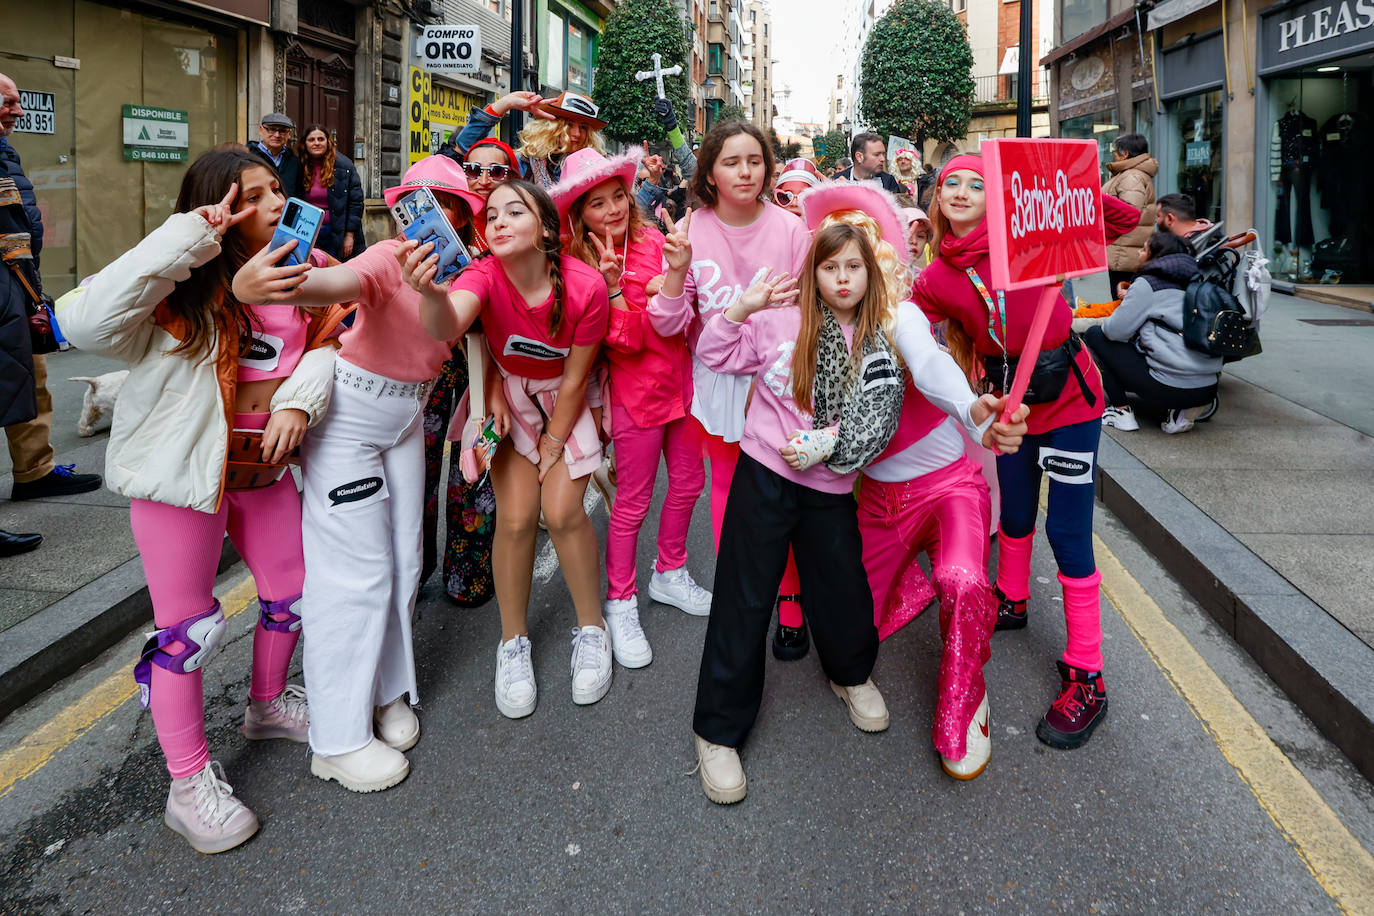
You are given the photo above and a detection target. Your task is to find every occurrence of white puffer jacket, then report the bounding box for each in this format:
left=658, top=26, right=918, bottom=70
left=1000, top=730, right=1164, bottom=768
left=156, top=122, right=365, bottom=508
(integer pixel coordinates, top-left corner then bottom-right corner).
left=56, top=212, right=337, bottom=513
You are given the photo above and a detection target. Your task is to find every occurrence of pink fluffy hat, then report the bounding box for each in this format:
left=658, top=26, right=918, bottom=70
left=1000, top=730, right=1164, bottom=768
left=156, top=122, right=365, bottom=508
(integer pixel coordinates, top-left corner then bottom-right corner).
left=383, top=154, right=485, bottom=216
left=799, top=180, right=910, bottom=263
left=548, top=147, right=644, bottom=220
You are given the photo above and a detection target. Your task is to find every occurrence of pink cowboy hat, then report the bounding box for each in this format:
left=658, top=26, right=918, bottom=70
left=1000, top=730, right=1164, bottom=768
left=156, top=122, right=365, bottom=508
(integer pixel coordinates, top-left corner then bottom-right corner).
left=548, top=146, right=644, bottom=219
left=799, top=180, right=910, bottom=263
left=383, top=154, right=485, bottom=216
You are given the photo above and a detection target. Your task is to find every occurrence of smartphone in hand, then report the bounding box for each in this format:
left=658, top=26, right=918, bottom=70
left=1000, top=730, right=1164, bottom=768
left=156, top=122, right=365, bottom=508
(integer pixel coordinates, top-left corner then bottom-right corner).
left=391, top=187, right=473, bottom=285
left=271, top=198, right=326, bottom=267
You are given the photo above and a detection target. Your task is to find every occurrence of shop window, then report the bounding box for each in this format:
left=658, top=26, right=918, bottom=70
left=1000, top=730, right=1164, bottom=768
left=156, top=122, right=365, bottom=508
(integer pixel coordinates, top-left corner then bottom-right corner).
left=1059, top=108, right=1119, bottom=178
left=1061, top=0, right=1107, bottom=43
left=1165, top=90, right=1223, bottom=227
left=1266, top=68, right=1374, bottom=282
left=546, top=5, right=594, bottom=93
left=546, top=9, right=565, bottom=89
left=567, top=21, right=590, bottom=93
left=1133, top=98, right=1154, bottom=140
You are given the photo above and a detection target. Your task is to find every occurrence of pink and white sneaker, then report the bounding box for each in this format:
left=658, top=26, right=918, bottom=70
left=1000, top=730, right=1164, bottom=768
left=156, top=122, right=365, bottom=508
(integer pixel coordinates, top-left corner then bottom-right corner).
left=243, top=684, right=309, bottom=743
left=941, top=692, right=991, bottom=780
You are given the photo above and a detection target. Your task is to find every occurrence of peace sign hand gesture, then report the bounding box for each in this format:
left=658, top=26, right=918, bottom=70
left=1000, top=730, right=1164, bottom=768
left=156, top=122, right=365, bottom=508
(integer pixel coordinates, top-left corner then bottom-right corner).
left=728, top=270, right=799, bottom=321
left=192, top=183, right=256, bottom=240
left=588, top=229, right=624, bottom=292
left=659, top=207, right=693, bottom=273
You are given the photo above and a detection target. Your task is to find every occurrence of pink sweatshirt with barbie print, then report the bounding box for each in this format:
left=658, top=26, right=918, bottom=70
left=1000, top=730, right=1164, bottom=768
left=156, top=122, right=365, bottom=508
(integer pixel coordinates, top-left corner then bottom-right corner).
left=696, top=306, right=856, bottom=495
left=603, top=226, right=692, bottom=429
left=647, top=203, right=811, bottom=442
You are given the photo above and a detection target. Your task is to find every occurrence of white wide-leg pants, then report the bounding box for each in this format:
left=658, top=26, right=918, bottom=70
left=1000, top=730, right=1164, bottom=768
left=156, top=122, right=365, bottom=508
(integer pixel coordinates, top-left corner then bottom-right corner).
left=300, top=359, right=431, bottom=755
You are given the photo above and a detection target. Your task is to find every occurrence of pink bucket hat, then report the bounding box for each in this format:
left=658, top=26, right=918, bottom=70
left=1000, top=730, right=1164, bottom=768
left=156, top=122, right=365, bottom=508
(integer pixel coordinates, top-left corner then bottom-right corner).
left=799, top=180, right=910, bottom=263
left=383, top=154, right=485, bottom=217
left=548, top=147, right=644, bottom=219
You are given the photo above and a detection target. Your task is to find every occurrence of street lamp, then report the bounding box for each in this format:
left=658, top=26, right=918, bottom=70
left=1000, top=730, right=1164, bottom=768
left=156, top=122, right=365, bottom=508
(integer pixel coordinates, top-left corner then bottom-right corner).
left=841, top=117, right=852, bottom=138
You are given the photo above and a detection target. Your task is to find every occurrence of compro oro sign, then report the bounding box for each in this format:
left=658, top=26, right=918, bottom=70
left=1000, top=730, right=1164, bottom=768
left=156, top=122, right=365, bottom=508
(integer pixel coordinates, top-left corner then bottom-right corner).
left=417, top=25, right=481, bottom=74
left=122, top=105, right=189, bottom=163
left=981, top=138, right=1107, bottom=291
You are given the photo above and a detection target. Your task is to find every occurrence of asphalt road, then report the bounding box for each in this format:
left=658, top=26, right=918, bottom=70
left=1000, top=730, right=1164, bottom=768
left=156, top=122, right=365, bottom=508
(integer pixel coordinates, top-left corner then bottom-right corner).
left=2, top=472, right=1372, bottom=914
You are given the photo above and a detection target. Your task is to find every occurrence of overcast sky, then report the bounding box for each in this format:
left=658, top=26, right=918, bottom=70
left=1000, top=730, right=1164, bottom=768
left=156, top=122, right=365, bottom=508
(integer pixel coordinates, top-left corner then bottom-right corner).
left=771, top=0, right=851, bottom=125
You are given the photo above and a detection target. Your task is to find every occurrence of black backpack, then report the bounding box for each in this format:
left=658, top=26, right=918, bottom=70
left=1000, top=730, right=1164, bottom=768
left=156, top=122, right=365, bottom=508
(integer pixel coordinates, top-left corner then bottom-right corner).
left=1176, top=277, right=1256, bottom=358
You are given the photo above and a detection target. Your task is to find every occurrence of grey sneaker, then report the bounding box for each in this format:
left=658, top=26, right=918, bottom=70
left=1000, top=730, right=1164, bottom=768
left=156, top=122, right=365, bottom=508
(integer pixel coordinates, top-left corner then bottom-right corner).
left=164, top=761, right=259, bottom=854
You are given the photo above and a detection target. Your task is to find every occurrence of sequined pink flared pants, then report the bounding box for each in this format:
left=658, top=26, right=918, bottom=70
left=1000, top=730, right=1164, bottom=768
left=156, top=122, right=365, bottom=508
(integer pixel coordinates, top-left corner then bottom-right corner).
left=857, top=456, right=997, bottom=759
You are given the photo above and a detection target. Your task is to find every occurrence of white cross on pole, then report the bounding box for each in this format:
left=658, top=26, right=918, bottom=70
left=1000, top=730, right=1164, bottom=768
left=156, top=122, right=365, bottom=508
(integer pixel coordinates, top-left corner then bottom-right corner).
left=634, top=52, right=683, bottom=100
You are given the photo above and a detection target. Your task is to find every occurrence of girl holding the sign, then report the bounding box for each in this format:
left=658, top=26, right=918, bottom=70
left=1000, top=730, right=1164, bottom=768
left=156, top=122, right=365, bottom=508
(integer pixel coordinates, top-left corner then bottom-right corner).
left=915, top=154, right=1123, bottom=751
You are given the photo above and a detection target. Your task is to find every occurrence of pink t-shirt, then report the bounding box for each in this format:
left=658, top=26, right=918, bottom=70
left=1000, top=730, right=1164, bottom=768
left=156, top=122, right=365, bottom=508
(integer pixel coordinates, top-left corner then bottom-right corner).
left=341, top=239, right=460, bottom=382
left=453, top=254, right=609, bottom=380
left=239, top=250, right=328, bottom=382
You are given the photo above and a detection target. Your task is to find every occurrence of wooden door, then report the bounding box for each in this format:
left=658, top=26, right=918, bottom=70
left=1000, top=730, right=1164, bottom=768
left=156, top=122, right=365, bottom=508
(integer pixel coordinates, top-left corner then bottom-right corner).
left=283, top=38, right=354, bottom=147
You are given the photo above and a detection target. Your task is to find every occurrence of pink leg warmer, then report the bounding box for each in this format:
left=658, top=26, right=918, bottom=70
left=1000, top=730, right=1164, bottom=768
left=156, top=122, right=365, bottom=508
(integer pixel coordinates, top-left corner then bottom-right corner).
left=1060, top=568, right=1104, bottom=672
left=130, top=498, right=228, bottom=779
left=994, top=525, right=1035, bottom=602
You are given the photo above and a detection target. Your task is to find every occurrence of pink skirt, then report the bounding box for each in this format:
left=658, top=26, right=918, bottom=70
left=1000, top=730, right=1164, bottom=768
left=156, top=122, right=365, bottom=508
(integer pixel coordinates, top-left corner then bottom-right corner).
left=448, top=372, right=602, bottom=480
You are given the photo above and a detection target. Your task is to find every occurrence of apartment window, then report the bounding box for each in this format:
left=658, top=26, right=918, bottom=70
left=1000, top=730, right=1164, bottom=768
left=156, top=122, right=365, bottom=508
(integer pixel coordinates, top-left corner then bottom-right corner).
left=1062, top=0, right=1108, bottom=41
left=486, top=0, right=511, bottom=20
left=951, top=0, right=966, bottom=10
left=708, top=43, right=724, bottom=74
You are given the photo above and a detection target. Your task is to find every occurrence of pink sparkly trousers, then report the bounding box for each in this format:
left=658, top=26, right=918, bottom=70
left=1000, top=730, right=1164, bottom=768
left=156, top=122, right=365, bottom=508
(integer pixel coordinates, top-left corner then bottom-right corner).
left=857, top=456, right=996, bottom=759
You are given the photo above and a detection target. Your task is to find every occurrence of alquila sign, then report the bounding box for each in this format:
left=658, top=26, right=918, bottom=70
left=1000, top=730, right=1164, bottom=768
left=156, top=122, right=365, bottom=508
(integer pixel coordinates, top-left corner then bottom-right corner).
left=1261, top=0, right=1374, bottom=73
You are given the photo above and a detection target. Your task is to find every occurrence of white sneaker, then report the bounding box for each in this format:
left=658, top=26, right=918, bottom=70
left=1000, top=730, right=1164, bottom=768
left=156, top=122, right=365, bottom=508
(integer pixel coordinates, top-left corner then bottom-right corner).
left=830, top=678, right=890, bottom=732
left=603, top=597, right=653, bottom=668
left=693, top=734, right=746, bottom=804
left=495, top=635, right=537, bottom=719
left=1101, top=405, right=1139, bottom=431
left=569, top=625, right=612, bottom=705
left=647, top=566, right=712, bottom=616
left=374, top=697, right=420, bottom=752
left=940, top=691, right=991, bottom=780
left=164, top=761, right=259, bottom=854
left=309, top=737, right=410, bottom=793
left=1162, top=404, right=1207, bottom=435
left=243, top=684, right=309, bottom=743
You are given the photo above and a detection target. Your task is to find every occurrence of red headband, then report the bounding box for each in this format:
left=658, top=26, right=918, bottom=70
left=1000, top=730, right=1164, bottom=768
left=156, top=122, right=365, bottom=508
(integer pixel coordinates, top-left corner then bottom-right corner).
left=938, top=154, right=984, bottom=185
left=467, top=137, right=519, bottom=169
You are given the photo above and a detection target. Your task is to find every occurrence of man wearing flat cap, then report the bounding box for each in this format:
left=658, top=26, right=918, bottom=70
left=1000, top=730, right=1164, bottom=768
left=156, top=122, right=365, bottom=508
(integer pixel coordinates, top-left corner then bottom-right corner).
left=249, top=112, right=303, bottom=198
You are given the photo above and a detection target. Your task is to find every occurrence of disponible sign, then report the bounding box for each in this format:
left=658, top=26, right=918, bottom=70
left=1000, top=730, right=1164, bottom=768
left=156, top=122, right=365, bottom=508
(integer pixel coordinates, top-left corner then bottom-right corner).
left=417, top=25, right=481, bottom=74
left=122, top=105, right=189, bottom=162
left=981, top=138, right=1107, bottom=291
left=1260, top=0, right=1374, bottom=73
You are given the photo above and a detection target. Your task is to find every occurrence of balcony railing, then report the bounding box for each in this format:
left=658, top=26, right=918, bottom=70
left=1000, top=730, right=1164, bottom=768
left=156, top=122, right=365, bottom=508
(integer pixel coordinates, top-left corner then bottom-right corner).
left=971, top=71, right=1049, bottom=106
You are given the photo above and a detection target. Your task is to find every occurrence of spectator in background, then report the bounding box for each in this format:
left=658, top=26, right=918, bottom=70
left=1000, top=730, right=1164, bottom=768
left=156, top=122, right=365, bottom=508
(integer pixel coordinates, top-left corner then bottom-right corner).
left=1156, top=192, right=1215, bottom=243
left=0, top=170, right=41, bottom=555
left=833, top=132, right=904, bottom=194
left=297, top=124, right=367, bottom=261
left=1085, top=231, right=1221, bottom=435
left=891, top=148, right=921, bottom=194
left=249, top=112, right=303, bottom=198
left=0, top=71, right=102, bottom=504
left=1102, top=133, right=1158, bottom=295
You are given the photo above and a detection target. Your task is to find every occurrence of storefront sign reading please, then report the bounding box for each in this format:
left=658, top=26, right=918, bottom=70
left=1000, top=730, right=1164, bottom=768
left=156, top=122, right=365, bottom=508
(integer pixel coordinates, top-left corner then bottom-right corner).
left=982, top=138, right=1107, bottom=291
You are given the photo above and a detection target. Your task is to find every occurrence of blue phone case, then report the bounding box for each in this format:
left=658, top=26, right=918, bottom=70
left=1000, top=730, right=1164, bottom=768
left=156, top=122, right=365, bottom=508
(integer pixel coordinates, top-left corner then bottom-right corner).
left=391, top=188, right=473, bottom=285
left=271, top=198, right=325, bottom=267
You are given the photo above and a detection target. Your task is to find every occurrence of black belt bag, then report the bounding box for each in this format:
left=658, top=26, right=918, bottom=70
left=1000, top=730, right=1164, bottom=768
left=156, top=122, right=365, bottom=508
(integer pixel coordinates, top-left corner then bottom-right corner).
left=984, top=333, right=1096, bottom=406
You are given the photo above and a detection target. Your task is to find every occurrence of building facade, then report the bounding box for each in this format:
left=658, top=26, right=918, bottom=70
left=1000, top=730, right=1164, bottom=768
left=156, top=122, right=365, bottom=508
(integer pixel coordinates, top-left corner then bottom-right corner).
left=743, top=1, right=774, bottom=134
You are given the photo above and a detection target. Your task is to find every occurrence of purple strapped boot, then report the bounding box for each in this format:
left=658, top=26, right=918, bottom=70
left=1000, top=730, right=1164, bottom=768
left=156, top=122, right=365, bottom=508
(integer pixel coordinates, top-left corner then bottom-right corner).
left=133, top=602, right=226, bottom=708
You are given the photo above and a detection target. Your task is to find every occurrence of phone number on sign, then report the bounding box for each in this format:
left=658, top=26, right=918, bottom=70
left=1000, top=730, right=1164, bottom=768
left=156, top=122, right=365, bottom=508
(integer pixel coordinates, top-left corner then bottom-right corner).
left=15, top=111, right=55, bottom=135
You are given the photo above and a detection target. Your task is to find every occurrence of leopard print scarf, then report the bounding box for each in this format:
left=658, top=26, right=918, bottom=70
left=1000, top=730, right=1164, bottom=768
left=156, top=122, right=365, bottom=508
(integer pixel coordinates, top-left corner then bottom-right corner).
left=810, top=307, right=904, bottom=474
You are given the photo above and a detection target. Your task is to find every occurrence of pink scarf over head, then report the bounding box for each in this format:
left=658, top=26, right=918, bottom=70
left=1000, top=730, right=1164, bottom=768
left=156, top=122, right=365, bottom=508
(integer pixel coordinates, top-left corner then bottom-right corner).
left=935, top=154, right=990, bottom=269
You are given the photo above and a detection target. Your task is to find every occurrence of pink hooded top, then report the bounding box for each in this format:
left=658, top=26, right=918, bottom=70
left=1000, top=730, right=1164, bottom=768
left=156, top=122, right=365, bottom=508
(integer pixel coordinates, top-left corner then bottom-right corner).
left=695, top=305, right=856, bottom=495
left=647, top=203, right=812, bottom=443
left=602, top=225, right=693, bottom=428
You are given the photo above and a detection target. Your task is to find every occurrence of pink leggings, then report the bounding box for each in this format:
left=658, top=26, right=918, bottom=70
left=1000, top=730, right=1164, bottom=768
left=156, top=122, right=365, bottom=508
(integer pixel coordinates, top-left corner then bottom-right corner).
left=129, top=414, right=306, bottom=778
left=704, top=431, right=802, bottom=623
left=605, top=407, right=705, bottom=600
left=858, top=457, right=996, bottom=759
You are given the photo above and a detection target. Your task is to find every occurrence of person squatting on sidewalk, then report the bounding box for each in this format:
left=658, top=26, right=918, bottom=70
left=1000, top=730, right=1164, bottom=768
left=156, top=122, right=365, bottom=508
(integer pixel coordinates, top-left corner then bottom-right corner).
left=401, top=179, right=612, bottom=719
left=58, top=148, right=349, bottom=853
left=549, top=147, right=708, bottom=667
left=914, top=154, right=1141, bottom=750
left=647, top=121, right=812, bottom=660
left=232, top=155, right=487, bottom=794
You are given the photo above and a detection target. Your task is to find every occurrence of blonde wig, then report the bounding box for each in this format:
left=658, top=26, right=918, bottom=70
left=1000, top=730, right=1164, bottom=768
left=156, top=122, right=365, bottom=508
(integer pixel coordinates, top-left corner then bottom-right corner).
left=517, top=117, right=607, bottom=162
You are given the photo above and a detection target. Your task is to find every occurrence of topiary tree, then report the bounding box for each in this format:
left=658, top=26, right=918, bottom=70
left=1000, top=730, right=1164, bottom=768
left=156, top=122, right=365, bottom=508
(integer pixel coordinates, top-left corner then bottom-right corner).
left=592, top=0, right=691, bottom=144
left=857, top=0, right=974, bottom=150
left=717, top=103, right=749, bottom=123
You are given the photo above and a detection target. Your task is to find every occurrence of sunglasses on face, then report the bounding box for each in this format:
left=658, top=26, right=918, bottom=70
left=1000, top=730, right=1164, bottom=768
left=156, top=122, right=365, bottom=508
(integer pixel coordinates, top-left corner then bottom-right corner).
left=773, top=189, right=799, bottom=206
left=462, top=162, right=513, bottom=181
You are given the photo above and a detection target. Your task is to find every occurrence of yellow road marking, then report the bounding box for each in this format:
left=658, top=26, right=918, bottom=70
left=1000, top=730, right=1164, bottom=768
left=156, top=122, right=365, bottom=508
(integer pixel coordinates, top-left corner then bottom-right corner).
left=0, top=575, right=259, bottom=800
left=1095, top=534, right=1374, bottom=913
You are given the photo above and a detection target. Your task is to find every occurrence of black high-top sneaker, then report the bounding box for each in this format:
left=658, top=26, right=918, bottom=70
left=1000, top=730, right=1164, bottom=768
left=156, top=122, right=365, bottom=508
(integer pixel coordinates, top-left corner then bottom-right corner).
left=993, top=587, right=1028, bottom=631
left=1036, top=660, right=1108, bottom=749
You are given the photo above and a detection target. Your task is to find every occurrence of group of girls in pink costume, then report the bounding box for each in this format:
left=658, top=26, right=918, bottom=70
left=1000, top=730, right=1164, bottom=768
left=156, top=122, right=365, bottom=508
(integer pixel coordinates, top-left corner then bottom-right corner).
left=56, top=106, right=1128, bottom=851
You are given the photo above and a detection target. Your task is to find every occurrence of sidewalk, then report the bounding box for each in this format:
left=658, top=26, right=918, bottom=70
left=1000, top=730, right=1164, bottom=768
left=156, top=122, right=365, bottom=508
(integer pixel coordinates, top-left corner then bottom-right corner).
left=1096, top=290, right=1374, bottom=780
left=0, top=349, right=238, bottom=717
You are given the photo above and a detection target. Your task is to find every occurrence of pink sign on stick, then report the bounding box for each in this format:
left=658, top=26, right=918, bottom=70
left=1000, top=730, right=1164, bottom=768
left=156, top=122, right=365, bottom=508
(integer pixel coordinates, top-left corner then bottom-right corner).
left=982, top=138, right=1108, bottom=292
